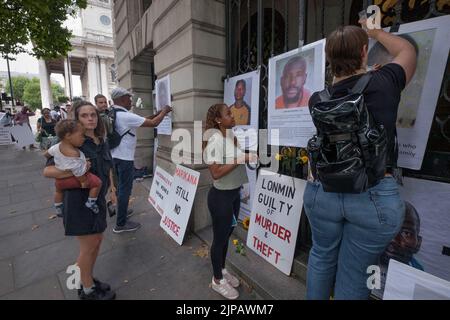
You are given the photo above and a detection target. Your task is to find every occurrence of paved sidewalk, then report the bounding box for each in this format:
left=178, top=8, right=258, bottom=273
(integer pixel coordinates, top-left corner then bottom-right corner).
left=0, top=145, right=258, bottom=300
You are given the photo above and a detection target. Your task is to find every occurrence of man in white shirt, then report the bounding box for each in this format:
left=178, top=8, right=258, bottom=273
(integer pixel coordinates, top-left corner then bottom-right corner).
left=110, top=87, right=172, bottom=233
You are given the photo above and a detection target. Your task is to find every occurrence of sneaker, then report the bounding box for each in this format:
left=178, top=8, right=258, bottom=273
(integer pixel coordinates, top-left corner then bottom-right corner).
left=222, top=269, right=240, bottom=288
left=79, top=286, right=116, bottom=300
left=55, top=204, right=63, bottom=218
left=85, top=201, right=100, bottom=214
left=211, top=277, right=239, bottom=300
left=113, top=221, right=141, bottom=234
left=78, top=279, right=111, bottom=297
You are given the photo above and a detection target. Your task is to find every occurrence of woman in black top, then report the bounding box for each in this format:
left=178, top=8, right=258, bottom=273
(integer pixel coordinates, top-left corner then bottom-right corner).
left=37, top=108, right=57, bottom=136
left=43, top=102, right=116, bottom=300
left=303, top=23, right=416, bottom=300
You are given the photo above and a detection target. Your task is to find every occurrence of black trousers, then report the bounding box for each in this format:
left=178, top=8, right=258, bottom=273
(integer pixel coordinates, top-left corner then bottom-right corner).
left=207, top=186, right=241, bottom=280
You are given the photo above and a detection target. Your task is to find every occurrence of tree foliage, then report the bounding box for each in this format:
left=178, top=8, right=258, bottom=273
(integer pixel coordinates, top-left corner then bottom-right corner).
left=22, top=77, right=66, bottom=110
left=0, top=0, right=87, bottom=59
left=5, top=76, right=30, bottom=101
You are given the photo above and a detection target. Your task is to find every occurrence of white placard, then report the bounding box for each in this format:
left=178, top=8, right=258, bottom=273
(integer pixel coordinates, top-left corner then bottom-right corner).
left=238, top=167, right=257, bottom=221
left=246, top=169, right=306, bottom=275
left=383, top=259, right=450, bottom=300
left=148, top=166, right=173, bottom=216
left=368, top=15, right=450, bottom=170
left=268, top=39, right=326, bottom=148
left=9, top=125, right=35, bottom=149
left=160, top=165, right=200, bottom=245
left=224, top=70, right=260, bottom=151
left=0, top=127, right=13, bottom=145
left=155, top=75, right=172, bottom=135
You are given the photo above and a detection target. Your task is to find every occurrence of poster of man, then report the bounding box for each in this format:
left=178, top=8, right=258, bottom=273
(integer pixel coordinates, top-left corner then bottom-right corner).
left=268, top=39, right=326, bottom=148
left=367, top=15, right=449, bottom=170
left=155, top=75, right=172, bottom=135
left=275, top=56, right=311, bottom=109
left=372, top=177, right=450, bottom=299
left=229, top=79, right=251, bottom=126
left=224, top=70, right=260, bottom=151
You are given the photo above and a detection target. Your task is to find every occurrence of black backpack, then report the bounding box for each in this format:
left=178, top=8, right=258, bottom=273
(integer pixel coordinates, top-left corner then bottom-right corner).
left=107, top=107, right=136, bottom=149
left=307, top=73, right=388, bottom=193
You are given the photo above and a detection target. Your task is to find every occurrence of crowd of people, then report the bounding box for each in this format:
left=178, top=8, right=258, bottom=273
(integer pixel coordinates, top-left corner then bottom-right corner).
left=33, top=20, right=421, bottom=301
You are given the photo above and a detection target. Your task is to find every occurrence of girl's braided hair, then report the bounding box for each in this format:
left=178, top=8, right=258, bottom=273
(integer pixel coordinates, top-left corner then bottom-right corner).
left=203, top=103, right=226, bottom=150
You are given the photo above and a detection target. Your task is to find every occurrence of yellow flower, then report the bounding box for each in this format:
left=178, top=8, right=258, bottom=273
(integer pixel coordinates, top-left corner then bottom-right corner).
left=242, top=217, right=250, bottom=230
left=300, top=156, right=309, bottom=164
left=233, top=239, right=239, bottom=246
left=275, top=153, right=282, bottom=161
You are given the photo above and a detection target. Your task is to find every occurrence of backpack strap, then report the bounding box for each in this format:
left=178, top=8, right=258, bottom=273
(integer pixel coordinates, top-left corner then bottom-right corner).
left=351, top=73, right=373, bottom=95
left=111, top=107, right=136, bottom=138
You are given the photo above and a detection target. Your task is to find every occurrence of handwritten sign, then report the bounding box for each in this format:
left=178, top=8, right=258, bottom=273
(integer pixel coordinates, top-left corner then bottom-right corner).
left=160, top=165, right=200, bottom=245
left=148, top=166, right=173, bottom=216
left=247, top=170, right=306, bottom=275
left=0, top=127, right=13, bottom=145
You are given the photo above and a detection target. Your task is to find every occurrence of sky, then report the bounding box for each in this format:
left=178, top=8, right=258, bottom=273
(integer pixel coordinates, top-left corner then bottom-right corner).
left=0, top=15, right=83, bottom=96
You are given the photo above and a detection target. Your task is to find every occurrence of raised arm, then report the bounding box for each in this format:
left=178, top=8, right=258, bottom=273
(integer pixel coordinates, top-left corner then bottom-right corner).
left=140, top=106, right=173, bottom=128
left=367, top=28, right=417, bottom=85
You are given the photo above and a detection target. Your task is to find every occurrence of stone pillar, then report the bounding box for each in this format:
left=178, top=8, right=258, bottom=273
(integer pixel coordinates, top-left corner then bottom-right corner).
left=131, top=53, right=155, bottom=172
left=152, top=0, right=226, bottom=231
left=87, top=56, right=99, bottom=102
left=100, top=58, right=110, bottom=100
left=80, top=70, right=89, bottom=101
left=64, top=58, right=72, bottom=98
left=38, top=59, right=52, bottom=109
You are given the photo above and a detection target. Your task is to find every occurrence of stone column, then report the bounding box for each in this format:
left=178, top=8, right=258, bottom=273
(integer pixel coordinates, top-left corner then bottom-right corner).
left=38, top=59, right=52, bottom=109
left=64, top=58, right=72, bottom=98
left=100, top=57, right=110, bottom=100
left=87, top=56, right=99, bottom=102
left=152, top=0, right=226, bottom=231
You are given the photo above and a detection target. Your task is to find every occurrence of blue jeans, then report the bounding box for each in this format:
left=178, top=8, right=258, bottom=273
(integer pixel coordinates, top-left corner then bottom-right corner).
left=114, top=158, right=134, bottom=227
left=303, top=176, right=405, bottom=300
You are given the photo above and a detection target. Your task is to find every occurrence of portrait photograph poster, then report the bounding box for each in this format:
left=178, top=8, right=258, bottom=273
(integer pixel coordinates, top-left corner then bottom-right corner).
left=155, top=74, right=172, bottom=135
left=224, top=69, right=260, bottom=152
left=368, top=15, right=450, bottom=170
left=372, top=177, right=450, bottom=299
left=268, top=39, right=326, bottom=148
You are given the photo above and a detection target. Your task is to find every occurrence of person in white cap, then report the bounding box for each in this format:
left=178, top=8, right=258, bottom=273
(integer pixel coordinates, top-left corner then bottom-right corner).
left=110, top=87, right=172, bottom=233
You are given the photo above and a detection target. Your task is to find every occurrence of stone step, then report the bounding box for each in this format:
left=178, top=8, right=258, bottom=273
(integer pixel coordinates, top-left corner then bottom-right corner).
left=195, top=225, right=307, bottom=300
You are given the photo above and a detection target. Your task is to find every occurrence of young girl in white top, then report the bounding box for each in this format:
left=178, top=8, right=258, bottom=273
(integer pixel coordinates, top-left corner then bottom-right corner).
left=45, top=120, right=102, bottom=216
left=203, top=103, right=257, bottom=300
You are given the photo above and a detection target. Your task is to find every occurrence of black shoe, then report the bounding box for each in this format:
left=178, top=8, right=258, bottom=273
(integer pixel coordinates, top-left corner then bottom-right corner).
left=79, top=286, right=116, bottom=300
left=113, top=221, right=141, bottom=234
left=77, top=279, right=111, bottom=297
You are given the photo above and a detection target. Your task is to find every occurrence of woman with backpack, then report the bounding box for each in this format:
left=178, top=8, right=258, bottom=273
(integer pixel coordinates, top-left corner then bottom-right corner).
left=304, top=23, right=417, bottom=299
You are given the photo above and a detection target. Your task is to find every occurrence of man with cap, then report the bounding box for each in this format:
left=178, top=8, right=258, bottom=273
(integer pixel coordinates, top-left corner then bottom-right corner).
left=110, top=87, right=172, bottom=233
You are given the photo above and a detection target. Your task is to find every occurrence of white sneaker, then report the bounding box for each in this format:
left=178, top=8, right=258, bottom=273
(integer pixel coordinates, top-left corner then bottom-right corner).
left=211, top=277, right=239, bottom=300
left=222, top=268, right=240, bottom=288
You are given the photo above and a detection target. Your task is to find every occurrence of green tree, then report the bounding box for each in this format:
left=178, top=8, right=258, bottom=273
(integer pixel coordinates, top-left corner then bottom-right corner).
left=22, top=78, right=66, bottom=110
left=22, top=78, right=42, bottom=110
left=51, top=82, right=65, bottom=103
left=5, top=76, right=31, bottom=101
left=0, top=0, right=87, bottom=59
